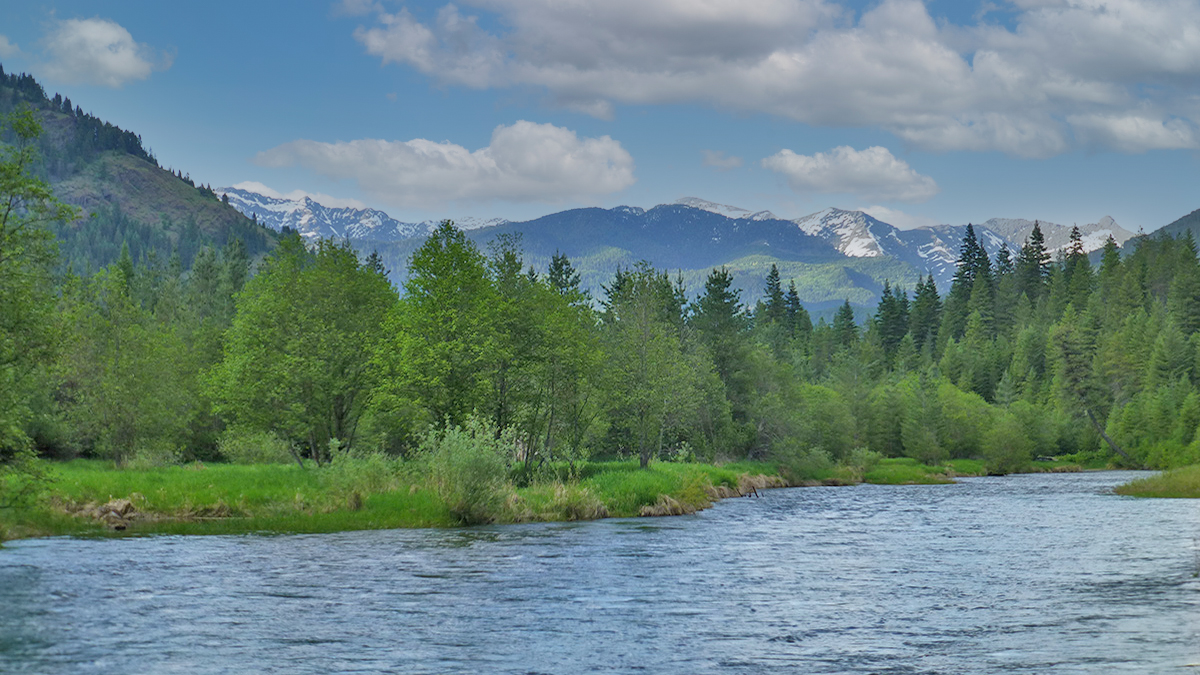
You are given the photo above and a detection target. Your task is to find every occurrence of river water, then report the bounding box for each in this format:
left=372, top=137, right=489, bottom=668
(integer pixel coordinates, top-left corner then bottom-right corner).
left=1, top=471, right=1198, bottom=674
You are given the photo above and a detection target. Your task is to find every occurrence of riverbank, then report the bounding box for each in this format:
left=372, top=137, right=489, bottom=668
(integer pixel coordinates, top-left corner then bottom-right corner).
left=0, top=459, right=788, bottom=541
left=0, top=455, right=1103, bottom=542
left=1114, top=464, right=1200, bottom=498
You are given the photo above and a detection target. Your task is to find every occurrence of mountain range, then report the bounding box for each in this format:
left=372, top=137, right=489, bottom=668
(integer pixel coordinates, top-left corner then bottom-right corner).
left=216, top=187, right=506, bottom=243
left=216, top=188, right=1136, bottom=306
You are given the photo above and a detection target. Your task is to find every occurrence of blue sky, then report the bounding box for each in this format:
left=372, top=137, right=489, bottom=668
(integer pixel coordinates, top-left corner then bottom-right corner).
left=3, top=0, right=1199, bottom=232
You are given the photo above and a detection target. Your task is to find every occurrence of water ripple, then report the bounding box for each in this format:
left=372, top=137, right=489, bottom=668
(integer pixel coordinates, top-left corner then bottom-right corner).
left=1, top=471, right=1199, bottom=674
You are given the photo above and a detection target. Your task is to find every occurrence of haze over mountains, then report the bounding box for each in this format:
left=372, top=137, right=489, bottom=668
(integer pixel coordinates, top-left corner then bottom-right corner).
left=216, top=185, right=1136, bottom=305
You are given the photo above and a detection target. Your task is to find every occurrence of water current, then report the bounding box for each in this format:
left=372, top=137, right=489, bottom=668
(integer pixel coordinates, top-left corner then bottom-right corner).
left=1, top=471, right=1198, bottom=674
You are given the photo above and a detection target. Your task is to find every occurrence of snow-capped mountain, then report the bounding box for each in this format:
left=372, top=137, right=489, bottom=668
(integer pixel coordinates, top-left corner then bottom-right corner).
left=793, top=208, right=892, bottom=257
left=784, top=207, right=1130, bottom=287
left=216, top=187, right=507, bottom=242
left=980, top=216, right=1134, bottom=254
left=674, top=197, right=778, bottom=221
left=220, top=184, right=1133, bottom=292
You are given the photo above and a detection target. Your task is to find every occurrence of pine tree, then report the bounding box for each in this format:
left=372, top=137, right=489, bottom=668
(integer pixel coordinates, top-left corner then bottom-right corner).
left=909, top=275, right=941, bottom=354
left=1015, top=221, right=1050, bottom=302
left=762, top=264, right=786, bottom=324
left=832, top=300, right=858, bottom=349
left=875, top=281, right=909, bottom=360
left=785, top=280, right=811, bottom=341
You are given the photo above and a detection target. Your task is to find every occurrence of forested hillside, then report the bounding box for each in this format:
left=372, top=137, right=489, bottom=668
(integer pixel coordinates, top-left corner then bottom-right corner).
left=0, top=64, right=275, bottom=271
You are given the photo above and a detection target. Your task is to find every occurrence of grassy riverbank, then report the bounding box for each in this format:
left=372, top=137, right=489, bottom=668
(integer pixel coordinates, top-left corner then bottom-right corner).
left=0, top=454, right=1111, bottom=543
left=1114, top=465, right=1200, bottom=498
left=0, top=458, right=786, bottom=541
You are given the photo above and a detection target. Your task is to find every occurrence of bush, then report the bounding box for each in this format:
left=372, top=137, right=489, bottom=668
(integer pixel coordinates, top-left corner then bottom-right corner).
left=982, top=413, right=1033, bottom=475
left=320, top=450, right=405, bottom=509
left=0, top=447, right=52, bottom=509
left=217, top=428, right=295, bottom=465
left=123, top=441, right=182, bottom=469
left=421, top=417, right=514, bottom=525
left=772, top=438, right=833, bottom=482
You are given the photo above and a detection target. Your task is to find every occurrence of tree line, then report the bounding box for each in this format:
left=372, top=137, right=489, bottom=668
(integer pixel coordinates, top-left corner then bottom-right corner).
left=6, top=107, right=1200, bottom=490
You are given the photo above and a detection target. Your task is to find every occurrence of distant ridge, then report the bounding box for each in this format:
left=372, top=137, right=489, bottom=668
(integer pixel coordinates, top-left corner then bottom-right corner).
left=216, top=186, right=507, bottom=243
left=218, top=184, right=1162, bottom=305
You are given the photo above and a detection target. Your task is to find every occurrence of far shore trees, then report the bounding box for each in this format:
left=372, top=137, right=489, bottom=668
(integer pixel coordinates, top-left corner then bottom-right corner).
left=209, top=235, right=395, bottom=465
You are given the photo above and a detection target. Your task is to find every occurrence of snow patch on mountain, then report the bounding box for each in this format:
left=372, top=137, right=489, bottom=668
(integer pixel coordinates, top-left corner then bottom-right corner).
left=792, top=208, right=889, bottom=258
left=217, top=187, right=507, bottom=242
left=980, top=216, right=1133, bottom=254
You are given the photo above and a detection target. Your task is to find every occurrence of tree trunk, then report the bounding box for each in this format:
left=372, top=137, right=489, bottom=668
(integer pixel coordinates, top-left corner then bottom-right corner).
left=1084, top=408, right=1137, bottom=466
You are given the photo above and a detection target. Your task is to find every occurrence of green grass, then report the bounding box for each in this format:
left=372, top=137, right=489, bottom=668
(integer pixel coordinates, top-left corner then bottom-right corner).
left=863, top=458, right=955, bottom=485
left=945, top=459, right=986, bottom=477
left=1, top=458, right=789, bottom=542
left=1114, top=464, right=1200, bottom=498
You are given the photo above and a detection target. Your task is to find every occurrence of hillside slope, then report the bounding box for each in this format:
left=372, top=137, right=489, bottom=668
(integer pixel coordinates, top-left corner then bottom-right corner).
left=0, top=64, right=276, bottom=270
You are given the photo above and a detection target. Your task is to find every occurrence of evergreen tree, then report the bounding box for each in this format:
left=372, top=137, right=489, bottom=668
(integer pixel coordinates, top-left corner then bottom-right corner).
left=785, top=280, right=811, bottom=341
left=875, top=282, right=909, bottom=361
left=762, top=264, right=786, bottom=325
left=1015, top=221, right=1050, bottom=301
left=832, top=300, right=858, bottom=349
left=909, top=275, right=941, bottom=354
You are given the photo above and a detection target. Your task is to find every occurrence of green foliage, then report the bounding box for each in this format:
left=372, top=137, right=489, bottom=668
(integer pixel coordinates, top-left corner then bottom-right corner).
left=210, top=236, right=396, bottom=464
left=373, top=221, right=497, bottom=431
left=863, top=457, right=954, bottom=485
left=217, top=427, right=295, bottom=465
left=1115, top=464, right=1200, bottom=498
left=982, top=412, right=1033, bottom=475
left=0, top=108, right=76, bottom=452
left=419, top=416, right=515, bottom=525
left=0, top=447, right=52, bottom=510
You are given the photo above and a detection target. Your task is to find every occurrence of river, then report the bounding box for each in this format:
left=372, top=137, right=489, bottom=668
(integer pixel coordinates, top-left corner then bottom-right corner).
left=1, top=471, right=1198, bottom=674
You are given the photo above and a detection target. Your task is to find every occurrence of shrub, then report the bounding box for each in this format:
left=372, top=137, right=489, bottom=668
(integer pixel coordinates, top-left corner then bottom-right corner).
left=123, top=441, right=182, bottom=469
left=982, top=413, right=1033, bottom=475
left=217, top=427, right=295, bottom=465
left=772, top=438, right=833, bottom=482
left=319, top=449, right=405, bottom=509
left=421, top=417, right=514, bottom=525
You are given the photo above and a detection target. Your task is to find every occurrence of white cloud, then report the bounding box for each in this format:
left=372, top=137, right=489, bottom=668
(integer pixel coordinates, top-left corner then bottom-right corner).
left=254, top=121, right=635, bottom=209
left=1067, top=113, right=1198, bottom=152
left=702, top=150, right=743, bottom=170
left=762, top=145, right=940, bottom=202
left=859, top=205, right=941, bottom=230
left=40, top=18, right=170, bottom=87
left=0, top=35, right=20, bottom=58
left=351, top=0, right=1200, bottom=156
left=229, top=181, right=369, bottom=210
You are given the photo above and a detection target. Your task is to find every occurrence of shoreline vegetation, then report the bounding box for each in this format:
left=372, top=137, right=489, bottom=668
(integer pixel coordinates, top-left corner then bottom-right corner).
left=1, top=455, right=1121, bottom=543
left=1114, top=464, right=1200, bottom=498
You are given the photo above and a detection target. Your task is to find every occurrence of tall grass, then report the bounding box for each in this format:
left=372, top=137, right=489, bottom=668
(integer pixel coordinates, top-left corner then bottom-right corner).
left=1115, top=465, right=1200, bottom=498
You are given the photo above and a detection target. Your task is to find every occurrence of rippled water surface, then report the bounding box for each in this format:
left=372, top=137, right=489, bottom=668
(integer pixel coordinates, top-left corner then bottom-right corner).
left=2, top=471, right=1199, bottom=674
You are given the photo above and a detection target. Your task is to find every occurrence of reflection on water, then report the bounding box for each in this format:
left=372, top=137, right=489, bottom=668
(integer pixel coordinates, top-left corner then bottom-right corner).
left=2, top=471, right=1199, bottom=674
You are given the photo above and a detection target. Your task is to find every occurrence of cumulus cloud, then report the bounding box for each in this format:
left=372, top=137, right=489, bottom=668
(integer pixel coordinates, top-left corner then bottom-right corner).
left=1067, top=113, right=1198, bottom=152
left=702, top=150, right=743, bottom=170
left=350, top=0, right=1200, bottom=155
left=229, top=181, right=369, bottom=210
left=0, top=35, right=20, bottom=58
left=254, top=121, right=635, bottom=209
left=762, top=146, right=940, bottom=202
left=40, top=18, right=170, bottom=87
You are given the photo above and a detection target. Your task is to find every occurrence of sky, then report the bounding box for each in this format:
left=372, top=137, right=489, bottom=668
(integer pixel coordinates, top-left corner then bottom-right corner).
left=2, top=0, right=1199, bottom=232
